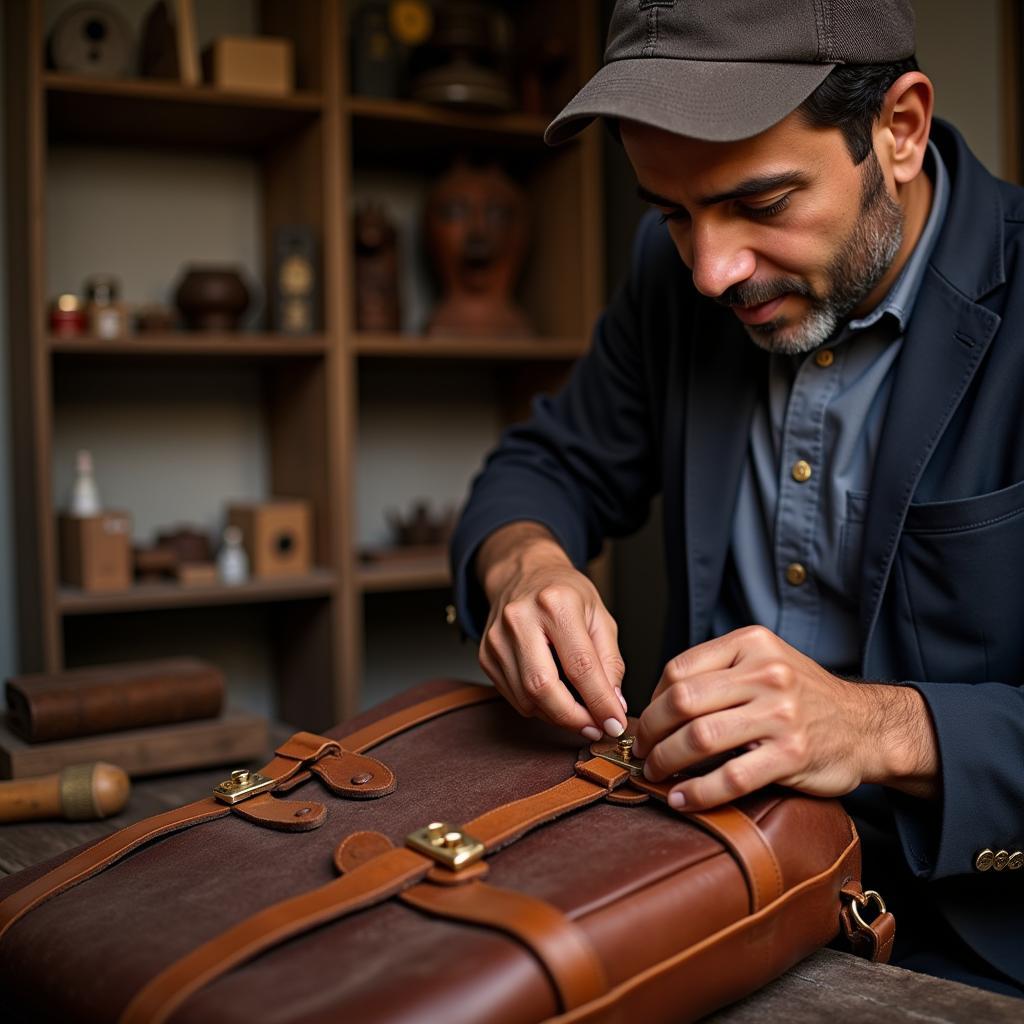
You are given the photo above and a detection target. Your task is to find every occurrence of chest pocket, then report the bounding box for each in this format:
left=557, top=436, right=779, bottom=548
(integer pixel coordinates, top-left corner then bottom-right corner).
left=896, top=477, right=1024, bottom=682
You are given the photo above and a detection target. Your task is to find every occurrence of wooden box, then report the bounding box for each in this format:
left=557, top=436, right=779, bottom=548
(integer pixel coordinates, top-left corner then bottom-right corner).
left=58, top=512, right=132, bottom=592
left=201, top=36, right=294, bottom=94
left=227, top=500, right=311, bottom=578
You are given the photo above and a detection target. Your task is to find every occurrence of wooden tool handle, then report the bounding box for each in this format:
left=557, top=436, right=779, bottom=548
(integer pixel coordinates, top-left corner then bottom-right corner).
left=0, top=762, right=130, bottom=822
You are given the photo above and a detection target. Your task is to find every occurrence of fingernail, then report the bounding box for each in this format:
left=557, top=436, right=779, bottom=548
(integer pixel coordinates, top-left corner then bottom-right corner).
left=603, top=718, right=625, bottom=738
left=668, top=791, right=686, bottom=809
left=581, top=726, right=602, bottom=742
left=643, top=761, right=654, bottom=780
left=615, top=686, right=628, bottom=713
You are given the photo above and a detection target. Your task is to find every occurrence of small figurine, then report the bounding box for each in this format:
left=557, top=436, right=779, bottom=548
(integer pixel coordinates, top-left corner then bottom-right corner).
left=423, top=160, right=531, bottom=337
left=354, top=203, right=402, bottom=332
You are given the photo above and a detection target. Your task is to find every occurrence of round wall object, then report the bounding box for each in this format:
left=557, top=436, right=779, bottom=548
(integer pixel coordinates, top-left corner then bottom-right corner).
left=48, top=3, right=134, bottom=78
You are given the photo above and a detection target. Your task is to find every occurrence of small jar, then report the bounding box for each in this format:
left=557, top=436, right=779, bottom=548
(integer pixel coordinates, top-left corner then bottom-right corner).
left=84, top=274, right=129, bottom=340
left=49, top=294, right=88, bottom=338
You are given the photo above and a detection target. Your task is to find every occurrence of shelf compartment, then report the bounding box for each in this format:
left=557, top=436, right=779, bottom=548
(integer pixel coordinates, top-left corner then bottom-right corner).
left=49, top=333, right=329, bottom=359
left=354, top=332, right=588, bottom=361
left=45, top=73, right=323, bottom=150
left=58, top=568, right=337, bottom=615
left=348, top=96, right=549, bottom=155
left=357, top=552, right=450, bottom=593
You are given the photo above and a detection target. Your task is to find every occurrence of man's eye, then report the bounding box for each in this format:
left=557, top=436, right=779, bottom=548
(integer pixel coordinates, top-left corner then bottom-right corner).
left=656, top=208, right=689, bottom=225
left=743, top=194, right=791, bottom=219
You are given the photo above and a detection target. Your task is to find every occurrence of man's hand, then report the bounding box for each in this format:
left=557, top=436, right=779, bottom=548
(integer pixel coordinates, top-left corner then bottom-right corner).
left=632, top=626, right=940, bottom=810
left=475, top=522, right=628, bottom=740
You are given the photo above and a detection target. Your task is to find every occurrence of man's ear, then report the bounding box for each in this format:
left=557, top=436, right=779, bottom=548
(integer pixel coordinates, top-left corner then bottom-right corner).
left=876, top=72, right=934, bottom=186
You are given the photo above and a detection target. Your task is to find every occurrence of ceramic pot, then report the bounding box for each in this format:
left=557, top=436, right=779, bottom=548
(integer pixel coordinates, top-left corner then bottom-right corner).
left=174, top=266, right=251, bottom=330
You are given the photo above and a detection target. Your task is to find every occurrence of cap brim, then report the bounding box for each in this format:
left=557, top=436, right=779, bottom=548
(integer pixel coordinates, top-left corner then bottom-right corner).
left=545, top=59, right=835, bottom=146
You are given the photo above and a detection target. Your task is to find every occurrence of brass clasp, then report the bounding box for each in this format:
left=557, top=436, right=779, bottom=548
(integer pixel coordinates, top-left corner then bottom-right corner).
left=213, top=768, right=276, bottom=805
left=847, top=888, right=887, bottom=933
left=406, top=821, right=485, bottom=870
left=591, top=734, right=645, bottom=775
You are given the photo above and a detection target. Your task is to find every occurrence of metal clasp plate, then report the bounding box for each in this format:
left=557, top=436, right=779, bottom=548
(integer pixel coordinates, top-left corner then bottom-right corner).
left=591, top=735, right=645, bottom=775
left=213, top=768, right=276, bottom=805
left=406, top=821, right=485, bottom=870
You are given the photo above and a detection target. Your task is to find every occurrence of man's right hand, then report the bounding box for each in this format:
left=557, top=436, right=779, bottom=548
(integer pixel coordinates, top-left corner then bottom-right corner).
left=474, top=522, right=628, bottom=741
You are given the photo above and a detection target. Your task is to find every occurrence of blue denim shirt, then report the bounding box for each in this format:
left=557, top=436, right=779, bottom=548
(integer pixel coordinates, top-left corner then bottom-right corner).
left=712, top=142, right=950, bottom=673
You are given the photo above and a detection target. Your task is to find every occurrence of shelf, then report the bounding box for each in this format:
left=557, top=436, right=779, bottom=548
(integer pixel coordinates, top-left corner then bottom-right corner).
left=354, top=332, right=588, bottom=361
left=49, top=333, right=329, bottom=360
left=58, top=569, right=337, bottom=616
left=348, top=96, right=550, bottom=156
left=357, top=553, right=451, bottom=593
left=45, top=73, right=322, bottom=150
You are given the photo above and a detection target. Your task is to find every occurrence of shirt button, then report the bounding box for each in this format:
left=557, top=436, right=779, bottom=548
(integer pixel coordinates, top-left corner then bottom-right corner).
left=1008, top=851, right=1024, bottom=870
left=994, top=849, right=1010, bottom=871
left=815, top=349, right=835, bottom=367
left=785, top=563, right=807, bottom=586
left=791, top=459, right=812, bottom=483
left=975, top=848, right=995, bottom=871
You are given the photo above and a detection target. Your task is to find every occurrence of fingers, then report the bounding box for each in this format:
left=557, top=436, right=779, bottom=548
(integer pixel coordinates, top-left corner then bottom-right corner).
left=633, top=670, right=752, bottom=758
left=480, top=583, right=626, bottom=738
left=650, top=625, right=778, bottom=702
left=640, top=705, right=764, bottom=782
left=558, top=605, right=628, bottom=735
left=662, top=744, right=781, bottom=811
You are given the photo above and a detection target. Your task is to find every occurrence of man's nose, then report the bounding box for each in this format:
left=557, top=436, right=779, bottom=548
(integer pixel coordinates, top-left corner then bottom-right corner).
left=684, top=222, right=757, bottom=299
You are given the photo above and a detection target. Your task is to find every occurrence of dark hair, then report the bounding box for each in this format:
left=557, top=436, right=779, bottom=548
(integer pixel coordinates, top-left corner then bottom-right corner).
left=797, top=58, right=920, bottom=164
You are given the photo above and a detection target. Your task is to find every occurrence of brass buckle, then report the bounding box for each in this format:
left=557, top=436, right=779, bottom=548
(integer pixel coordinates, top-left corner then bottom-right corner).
left=213, top=768, right=276, bottom=805
left=591, top=735, right=645, bottom=775
left=848, top=889, right=887, bottom=933
left=406, top=821, right=485, bottom=870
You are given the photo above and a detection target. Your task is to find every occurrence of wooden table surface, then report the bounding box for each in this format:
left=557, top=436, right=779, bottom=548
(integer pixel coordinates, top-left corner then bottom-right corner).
left=1, top=759, right=1021, bottom=1022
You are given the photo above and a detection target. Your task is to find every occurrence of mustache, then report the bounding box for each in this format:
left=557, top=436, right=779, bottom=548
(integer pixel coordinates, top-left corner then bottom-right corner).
left=716, top=277, right=814, bottom=308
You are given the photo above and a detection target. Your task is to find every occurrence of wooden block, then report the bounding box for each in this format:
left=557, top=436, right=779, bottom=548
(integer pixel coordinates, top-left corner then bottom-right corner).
left=202, top=36, right=294, bottom=94
left=0, top=710, right=269, bottom=779
left=59, top=512, right=133, bottom=591
left=227, top=500, right=312, bottom=578
left=176, top=561, right=218, bottom=586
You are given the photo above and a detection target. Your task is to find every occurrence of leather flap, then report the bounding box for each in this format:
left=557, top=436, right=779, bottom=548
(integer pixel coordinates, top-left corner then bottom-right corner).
left=334, top=831, right=395, bottom=874
left=311, top=749, right=396, bottom=798
left=231, top=793, right=326, bottom=832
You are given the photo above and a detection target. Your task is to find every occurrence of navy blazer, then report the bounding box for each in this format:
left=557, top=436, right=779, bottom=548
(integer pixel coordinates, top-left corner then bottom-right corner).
left=451, top=120, right=1024, bottom=982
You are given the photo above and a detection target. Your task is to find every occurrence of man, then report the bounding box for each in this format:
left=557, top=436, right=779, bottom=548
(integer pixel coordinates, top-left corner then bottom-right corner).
left=450, top=0, right=1024, bottom=997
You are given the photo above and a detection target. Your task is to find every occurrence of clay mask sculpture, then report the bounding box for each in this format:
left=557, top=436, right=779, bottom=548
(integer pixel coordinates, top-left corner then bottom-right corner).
left=423, top=160, right=532, bottom=336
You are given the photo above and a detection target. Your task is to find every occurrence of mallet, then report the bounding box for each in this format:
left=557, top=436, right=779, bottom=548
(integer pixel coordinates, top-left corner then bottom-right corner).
left=0, top=762, right=131, bottom=823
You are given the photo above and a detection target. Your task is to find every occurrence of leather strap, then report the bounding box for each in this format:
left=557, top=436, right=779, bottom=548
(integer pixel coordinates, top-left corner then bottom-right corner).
left=117, top=756, right=624, bottom=1024
left=119, top=847, right=431, bottom=1024
left=629, top=777, right=784, bottom=913
left=840, top=880, right=896, bottom=964
left=401, top=880, right=609, bottom=1012
left=0, top=684, right=498, bottom=946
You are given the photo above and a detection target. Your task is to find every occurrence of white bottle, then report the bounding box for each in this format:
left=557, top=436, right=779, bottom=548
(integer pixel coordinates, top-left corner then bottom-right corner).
left=68, top=449, right=101, bottom=517
left=217, top=525, right=249, bottom=585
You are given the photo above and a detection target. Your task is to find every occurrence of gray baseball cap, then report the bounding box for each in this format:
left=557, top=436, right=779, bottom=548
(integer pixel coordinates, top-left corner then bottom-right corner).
left=545, top=0, right=916, bottom=146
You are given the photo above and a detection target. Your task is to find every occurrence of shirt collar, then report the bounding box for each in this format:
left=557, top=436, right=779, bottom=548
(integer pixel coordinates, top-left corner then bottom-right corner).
left=846, top=139, right=949, bottom=334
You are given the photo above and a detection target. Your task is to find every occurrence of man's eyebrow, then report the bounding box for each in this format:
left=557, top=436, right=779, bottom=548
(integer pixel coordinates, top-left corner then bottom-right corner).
left=636, top=171, right=809, bottom=210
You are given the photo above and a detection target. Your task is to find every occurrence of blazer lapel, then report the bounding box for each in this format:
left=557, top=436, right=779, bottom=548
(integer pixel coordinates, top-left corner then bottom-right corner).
left=859, top=272, right=999, bottom=675
left=860, top=119, right=1006, bottom=675
left=684, top=308, right=764, bottom=645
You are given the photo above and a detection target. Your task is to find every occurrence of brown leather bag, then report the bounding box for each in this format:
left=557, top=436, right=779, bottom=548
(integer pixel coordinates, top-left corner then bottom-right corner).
left=0, top=679, right=893, bottom=1023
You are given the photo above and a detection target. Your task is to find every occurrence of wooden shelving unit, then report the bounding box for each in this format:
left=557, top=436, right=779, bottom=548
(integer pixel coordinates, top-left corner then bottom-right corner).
left=6, top=0, right=603, bottom=728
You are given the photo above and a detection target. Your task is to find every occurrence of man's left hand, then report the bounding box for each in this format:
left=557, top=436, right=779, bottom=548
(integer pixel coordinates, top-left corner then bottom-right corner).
left=631, top=625, right=939, bottom=810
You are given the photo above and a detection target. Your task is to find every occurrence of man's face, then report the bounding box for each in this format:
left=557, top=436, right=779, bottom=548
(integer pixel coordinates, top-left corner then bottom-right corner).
left=620, top=113, right=905, bottom=354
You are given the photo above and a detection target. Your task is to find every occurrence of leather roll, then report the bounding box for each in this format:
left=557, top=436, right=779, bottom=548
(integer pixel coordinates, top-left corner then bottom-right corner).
left=5, top=658, right=224, bottom=743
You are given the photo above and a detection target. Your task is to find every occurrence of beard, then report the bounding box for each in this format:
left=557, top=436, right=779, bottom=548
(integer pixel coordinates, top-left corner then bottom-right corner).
left=720, top=153, right=905, bottom=355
